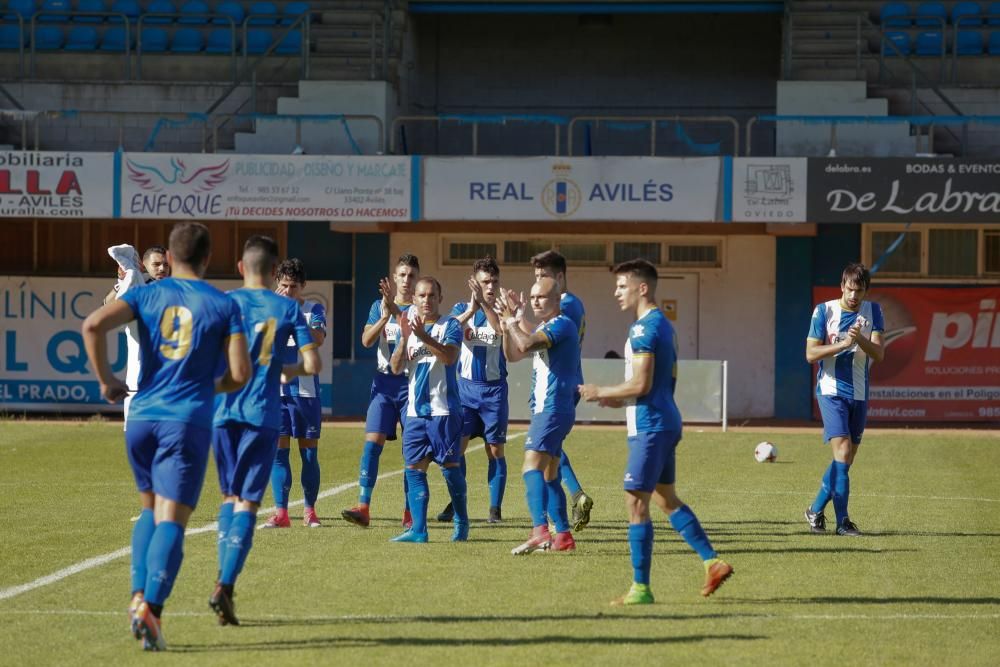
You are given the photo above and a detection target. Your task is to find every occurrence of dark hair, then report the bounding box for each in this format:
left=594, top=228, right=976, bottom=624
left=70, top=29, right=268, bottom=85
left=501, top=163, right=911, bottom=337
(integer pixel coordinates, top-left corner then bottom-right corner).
left=397, top=253, right=420, bottom=271
left=167, top=222, right=211, bottom=266
left=243, top=235, right=279, bottom=275
left=613, top=258, right=658, bottom=289
left=531, top=249, right=567, bottom=275
left=142, top=245, right=167, bottom=261
left=841, top=262, right=871, bottom=291
left=415, top=276, right=442, bottom=297
left=276, top=258, right=307, bottom=285
left=472, top=255, right=500, bottom=277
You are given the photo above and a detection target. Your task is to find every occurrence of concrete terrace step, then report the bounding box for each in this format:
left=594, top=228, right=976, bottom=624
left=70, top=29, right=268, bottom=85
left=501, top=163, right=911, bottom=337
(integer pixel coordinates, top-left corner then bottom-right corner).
left=792, top=37, right=866, bottom=56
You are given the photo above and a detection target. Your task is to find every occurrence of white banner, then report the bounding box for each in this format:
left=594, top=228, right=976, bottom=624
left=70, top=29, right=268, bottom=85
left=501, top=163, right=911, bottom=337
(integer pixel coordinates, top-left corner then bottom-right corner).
left=0, top=276, right=334, bottom=413
left=120, top=153, right=413, bottom=222
left=422, top=156, right=721, bottom=221
left=0, top=151, right=114, bottom=218
left=730, top=157, right=807, bottom=222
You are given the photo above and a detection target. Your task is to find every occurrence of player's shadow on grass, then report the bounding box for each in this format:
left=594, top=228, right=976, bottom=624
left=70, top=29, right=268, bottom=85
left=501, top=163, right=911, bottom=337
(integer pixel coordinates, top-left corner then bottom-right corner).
left=238, top=611, right=743, bottom=628
left=862, top=530, right=1000, bottom=538
left=658, top=547, right=917, bottom=555
left=727, top=596, right=1000, bottom=606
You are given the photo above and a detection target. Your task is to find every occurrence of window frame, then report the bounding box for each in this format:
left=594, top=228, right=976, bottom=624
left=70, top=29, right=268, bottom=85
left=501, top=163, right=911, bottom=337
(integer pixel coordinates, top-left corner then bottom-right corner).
left=862, top=223, right=1000, bottom=283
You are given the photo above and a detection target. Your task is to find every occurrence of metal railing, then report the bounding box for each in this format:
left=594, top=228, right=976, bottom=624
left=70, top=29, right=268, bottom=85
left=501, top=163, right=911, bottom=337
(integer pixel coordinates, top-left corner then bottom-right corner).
left=391, top=114, right=566, bottom=155
left=567, top=115, right=740, bottom=156
left=209, top=112, right=384, bottom=153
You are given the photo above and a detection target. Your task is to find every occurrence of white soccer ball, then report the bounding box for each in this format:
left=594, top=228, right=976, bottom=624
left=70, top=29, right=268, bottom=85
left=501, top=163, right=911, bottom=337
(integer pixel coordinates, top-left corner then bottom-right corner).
left=754, top=441, right=777, bottom=463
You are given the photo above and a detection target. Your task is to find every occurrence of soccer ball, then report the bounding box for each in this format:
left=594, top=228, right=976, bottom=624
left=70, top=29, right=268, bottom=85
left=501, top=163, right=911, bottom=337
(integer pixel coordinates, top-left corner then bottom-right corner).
left=754, top=441, right=777, bottom=463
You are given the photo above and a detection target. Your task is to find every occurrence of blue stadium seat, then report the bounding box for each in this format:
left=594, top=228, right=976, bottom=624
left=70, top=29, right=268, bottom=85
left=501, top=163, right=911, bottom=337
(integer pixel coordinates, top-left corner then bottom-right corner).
left=34, top=24, right=63, bottom=49
left=205, top=26, right=237, bottom=52
left=880, top=2, right=911, bottom=26
left=38, top=0, right=71, bottom=22
left=988, top=30, right=1000, bottom=51
left=4, top=0, right=36, bottom=20
left=100, top=25, right=130, bottom=50
left=915, top=30, right=946, bottom=54
left=883, top=30, right=911, bottom=55
left=75, top=0, right=106, bottom=22
left=952, top=2, right=983, bottom=25
left=988, top=1, right=1000, bottom=24
left=212, top=0, right=243, bottom=26
left=170, top=26, right=203, bottom=51
left=915, top=2, right=947, bottom=26
left=144, top=0, right=176, bottom=24
left=108, top=0, right=138, bottom=24
left=139, top=26, right=167, bottom=51
left=65, top=25, right=99, bottom=49
left=177, top=0, right=208, bottom=24
left=275, top=28, right=300, bottom=53
left=245, top=28, right=271, bottom=53
left=0, top=25, right=28, bottom=49
left=281, top=1, right=309, bottom=25
left=955, top=29, right=984, bottom=53
left=247, top=1, right=278, bottom=25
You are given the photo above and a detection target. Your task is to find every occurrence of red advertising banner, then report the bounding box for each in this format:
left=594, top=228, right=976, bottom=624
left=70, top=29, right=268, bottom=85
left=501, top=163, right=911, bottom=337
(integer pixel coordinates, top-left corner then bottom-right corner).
left=812, top=286, right=1000, bottom=422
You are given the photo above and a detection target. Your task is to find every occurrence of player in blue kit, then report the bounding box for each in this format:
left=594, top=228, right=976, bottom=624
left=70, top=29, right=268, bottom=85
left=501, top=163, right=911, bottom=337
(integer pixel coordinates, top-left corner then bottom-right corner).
left=261, top=259, right=327, bottom=529
left=804, top=262, right=884, bottom=537
left=579, top=259, right=733, bottom=604
left=81, top=222, right=250, bottom=651
left=342, top=254, right=420, bottom=529
left=502, top=277, right=579, bottom=555
left=435, top=256, right=509, bottom=524
left=208, top=236, right=322, bottom=626
left=388, top=276, right=470, bottom=543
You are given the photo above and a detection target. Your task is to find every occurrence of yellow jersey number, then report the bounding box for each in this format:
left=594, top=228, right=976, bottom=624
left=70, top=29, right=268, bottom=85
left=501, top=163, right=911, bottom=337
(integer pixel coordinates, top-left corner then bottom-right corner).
left=158, top=306, right=193, bottom=360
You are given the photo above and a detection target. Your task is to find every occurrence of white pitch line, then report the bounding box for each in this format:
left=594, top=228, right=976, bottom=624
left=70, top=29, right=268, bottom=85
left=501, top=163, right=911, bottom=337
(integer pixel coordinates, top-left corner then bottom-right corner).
left=0, top=436, right=522, bottom=603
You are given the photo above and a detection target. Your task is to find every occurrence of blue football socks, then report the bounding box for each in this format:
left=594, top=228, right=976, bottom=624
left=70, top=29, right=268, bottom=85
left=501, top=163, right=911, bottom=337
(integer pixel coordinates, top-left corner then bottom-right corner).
left=130, top=509, right=155, bottom=595
left=299, top=447, right=320, bottom=509
left=144, top=521, right=185, bottom=606
left=669, top=505, right=717, bottom=562
left=523, top=470, right=547, bottom=528
left=271, top=448, right=291, bottom=509
left=628, top=521, right=654, bottom=585
left=546, top=478, right=570, bottom=533
left=405, top=469, right=429, bottom=535
left=220, top=511, right=256, bottom=586
left=216, top=502, right=234, bottom=570
left=832, top=461, right=851, bottom=525
left=358, top=441, right=382, bottom=505
left=559, top=450, right=583, bottom=497
left=811, top=461, right=835, bottom=514
left=488, top=456, right=507, bottom=508
left=442, top=466, right=469, bottom=523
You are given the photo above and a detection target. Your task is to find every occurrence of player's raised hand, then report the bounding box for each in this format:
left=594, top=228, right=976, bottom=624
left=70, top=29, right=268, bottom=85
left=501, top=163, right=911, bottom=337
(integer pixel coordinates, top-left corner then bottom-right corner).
left=379, top=277, right=401, bottom=317
left=468, top=277, right=487, bottom=306
left=399, top=308, right=413, bottom=339
left=410, top=313, right=431, bottom=341
left=578, top=383, right=601, bottom=402
left=101, top=377, right=129, bottom=403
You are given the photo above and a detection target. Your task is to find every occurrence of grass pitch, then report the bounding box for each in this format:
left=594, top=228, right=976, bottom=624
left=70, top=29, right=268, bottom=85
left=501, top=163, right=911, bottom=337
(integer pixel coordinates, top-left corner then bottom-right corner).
left=1, top=421, right=998, bottom=666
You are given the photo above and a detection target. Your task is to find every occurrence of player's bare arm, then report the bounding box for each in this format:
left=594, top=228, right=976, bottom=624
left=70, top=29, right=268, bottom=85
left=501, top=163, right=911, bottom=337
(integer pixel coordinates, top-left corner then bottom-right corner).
left=215, top=333, right=251, bottom=393
left=81, top=300, right=135, bottom=402
left=388, top=313, right=411, bottom=375
left=472, top=277, right=504, bottom=333
left=281, top=345, right=322, bottom=382
left=411, top=314, right=460, bottom=365
left=580, top=354, right=654, bottom=403
left=853, top=330, right=884, bottom=363
left=805, top=326, right=858, bottom=364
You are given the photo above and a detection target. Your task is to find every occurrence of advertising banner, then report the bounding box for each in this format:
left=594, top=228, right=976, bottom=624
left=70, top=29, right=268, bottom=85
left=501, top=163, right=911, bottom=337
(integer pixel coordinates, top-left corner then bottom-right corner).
left=0, top=151, right=114, bottom=218
left=812, top=286, right=1000, bottom=422
left=729, top=157, right=807, bottom=222
left=0, top=277, right=335, bottom=414
left=422, top=156, right=721, bottom=221
left=807, top=158, right=1000, bottom=223
left=120, top=153, right=414, bottom=222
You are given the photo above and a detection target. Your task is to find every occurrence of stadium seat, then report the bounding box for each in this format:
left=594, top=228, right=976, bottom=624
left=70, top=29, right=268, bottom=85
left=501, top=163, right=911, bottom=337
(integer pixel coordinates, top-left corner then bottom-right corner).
left=212, top=0, right=243, bottom=26
left=914, top=1, right=947, bottom=26
left=988, top=30, right=1000, bottom=51
left=38, top=0, right=71, bottom=22
left=989, top=1, right=1000, bottom=24
left=245, top=28, right=271, bottom=53
left=34, top=24, right=63, bottom=49
left=205, top=26, right=237, bottom=52
left=275, top=28, right=300, bottom=54
left=0, top=25, right=27, bottom=49
left=3, top=0, right=36, bottom=20
left=170, top=26, right=203, bottom=51
left=177, top=0, right=209, bottom=24
left=952, top=2, right=983, bottom=25
left=955, top=29, right=984, bottom=53
left=108, top=0, right=138, bottom=24
left=247, top=1, right=278, bottom=25
left=139, top=25, right=167, bottom=51
left=883, top=30, right=911, bottom=55
left=281, top=1, right=309, bottom=25
left=144, top=0, right=176, bottom=24
left=65, top=25, right=99, bottom=49
left=880, top=2, right=911, bottom=27
left=74, top=0, right=106, bottom=22
left=99, top=25, right=130, bottom=50
left=915, top=30, right=946, bottom=54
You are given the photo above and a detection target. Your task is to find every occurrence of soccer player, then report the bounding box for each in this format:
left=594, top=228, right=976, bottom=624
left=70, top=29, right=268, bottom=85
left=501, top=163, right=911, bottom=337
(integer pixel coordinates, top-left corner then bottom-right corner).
left=804, top=262, right=884, bottom=537
left=142, top=245, right=171, bottom=280
left=102, top=244, right=170, bottom=305
left=579, top=259, right=733, bottom=604
left=436, top=257, right=509, bottom=524
left=342, top=254, right=420, bottom=528
left=388, top=276, right=469, bottom=543
left=81, top=222, right=250, bottom=651
left=261, top=258, right=327, bottom=529
left=209, top=236, right=321, bottom=625
left=502, top=277, right=578, bottom=555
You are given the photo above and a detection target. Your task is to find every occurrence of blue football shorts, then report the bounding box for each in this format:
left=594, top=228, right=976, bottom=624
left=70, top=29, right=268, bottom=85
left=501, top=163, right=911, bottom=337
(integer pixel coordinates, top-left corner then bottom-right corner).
left=365, top=372, right=409, bottom=440
left=524, top=412, right=575, bottom=458
left=624, top=429, right=682, bottom=492
left=279, top=396, right=321, bottom=440
left=402, top=413, right=463, bottom=466
left=213, top=423, right=279, bottom=503
left=126, top=420, right=212, bottom=508
left=817, top=394, right=868, bottom=445
left=460, top=380, right=508, bottom=444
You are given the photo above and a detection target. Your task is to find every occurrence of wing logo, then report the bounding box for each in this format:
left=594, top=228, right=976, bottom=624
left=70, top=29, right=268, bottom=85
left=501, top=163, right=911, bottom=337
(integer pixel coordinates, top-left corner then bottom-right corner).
left=126, top=157, right=230, bottom=193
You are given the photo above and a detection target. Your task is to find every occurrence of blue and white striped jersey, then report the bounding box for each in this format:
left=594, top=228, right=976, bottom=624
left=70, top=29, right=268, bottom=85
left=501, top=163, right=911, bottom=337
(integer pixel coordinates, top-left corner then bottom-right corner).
left=529, top=314, right=580, bottom=415
left=405, top=316, right=463, bottom=417
left=808, top=299, right=885, bottom=400
left=366, top=299, right=412, bottom=376
left=624, top=307, right=682, bottom=437
left=561, top=292, right=586, bottom=384
left=451, top=302, right=506, bottom=384
left=280, top=299, right=326, bottom=398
